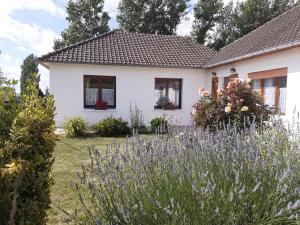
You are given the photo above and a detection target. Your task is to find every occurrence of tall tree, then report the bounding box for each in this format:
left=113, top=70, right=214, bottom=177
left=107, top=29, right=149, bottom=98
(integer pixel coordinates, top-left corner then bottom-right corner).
left=117, top=0, right=188, bottom=35
left=236, top=0, right=272, bottom=37
left=191, top=0, right=223, bottom=45
left=54, top=0, right=110, bottom=50
left=20, top=54, right=39, bottom=94
left=195, top=0, right=299, bottom=49
left=208, top=1, right=239, bottom=50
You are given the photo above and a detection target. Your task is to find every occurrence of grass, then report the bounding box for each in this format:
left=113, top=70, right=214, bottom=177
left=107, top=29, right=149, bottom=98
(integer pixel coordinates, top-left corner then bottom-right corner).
left=47, top=135, right=126, bottom=225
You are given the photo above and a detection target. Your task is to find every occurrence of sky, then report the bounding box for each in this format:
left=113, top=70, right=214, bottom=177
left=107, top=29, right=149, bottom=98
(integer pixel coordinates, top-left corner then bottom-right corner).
left=0, top=0, right=237, bottom=92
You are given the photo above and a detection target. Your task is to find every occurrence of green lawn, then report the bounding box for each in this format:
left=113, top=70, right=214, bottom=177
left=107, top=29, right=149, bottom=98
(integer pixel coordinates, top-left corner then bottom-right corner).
left=47, top=135, right=126, bottom=225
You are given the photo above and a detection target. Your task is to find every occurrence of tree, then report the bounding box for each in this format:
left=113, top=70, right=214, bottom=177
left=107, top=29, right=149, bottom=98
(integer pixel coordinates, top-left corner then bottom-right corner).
left=20, top=54, right=40, bottom=94
left=191, top=0, right=223, bottom=45
left=194, top=0, right=299, bottom=49
left=208, top=1, right=239, bottom=50
left=117, top=0, right=188, bottom=35
left=54, top=0, right=110, bottom=50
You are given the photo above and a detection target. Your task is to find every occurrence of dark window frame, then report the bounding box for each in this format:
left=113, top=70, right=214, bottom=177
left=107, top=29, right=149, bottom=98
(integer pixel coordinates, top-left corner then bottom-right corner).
left=83, top=75, right=116, bottom=109
left=154, top=78, right=182, bottom=110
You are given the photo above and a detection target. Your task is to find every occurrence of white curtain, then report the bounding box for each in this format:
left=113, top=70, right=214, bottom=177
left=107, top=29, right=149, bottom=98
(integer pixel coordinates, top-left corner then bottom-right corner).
left=264, top=78, right=275, bottom=108
left=252, top=79, right=261, bottom=91
left=102, top=89, right=114, bottom=105
left=86, top=88, right=98, bottom=105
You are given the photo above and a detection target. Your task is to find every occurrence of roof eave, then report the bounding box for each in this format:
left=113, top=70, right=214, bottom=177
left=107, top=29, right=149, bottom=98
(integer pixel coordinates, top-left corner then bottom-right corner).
left=205, top=41, right=300, bottom=69
left=37, top=60, right=206, bottom=70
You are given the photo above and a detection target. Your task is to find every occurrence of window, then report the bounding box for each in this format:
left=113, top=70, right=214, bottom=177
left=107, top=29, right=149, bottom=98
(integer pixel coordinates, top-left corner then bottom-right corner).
left=223, top=74, right=238, bottom=87
left=154, top=78, right=182, bottom=109
left=84, top=75, right=116, bottom=109
left=251, top=76, right=287, bottom=114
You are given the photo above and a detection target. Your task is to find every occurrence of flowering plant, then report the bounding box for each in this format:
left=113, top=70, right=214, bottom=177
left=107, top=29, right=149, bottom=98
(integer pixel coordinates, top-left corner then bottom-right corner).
left=95, top=100, right=108, bottom=110
left=192, top=79, right=271, bottom=130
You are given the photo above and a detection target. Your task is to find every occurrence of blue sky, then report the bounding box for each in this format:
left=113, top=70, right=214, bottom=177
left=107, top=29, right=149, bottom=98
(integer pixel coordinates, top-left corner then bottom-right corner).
left=0, top=0, right=234, bottom=91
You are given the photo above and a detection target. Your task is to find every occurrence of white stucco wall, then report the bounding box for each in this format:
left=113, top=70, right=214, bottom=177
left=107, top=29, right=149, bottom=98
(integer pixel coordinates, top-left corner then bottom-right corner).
left=209, top=47, right=300, bottom=119
left=48, top=63, right=209, bottom=127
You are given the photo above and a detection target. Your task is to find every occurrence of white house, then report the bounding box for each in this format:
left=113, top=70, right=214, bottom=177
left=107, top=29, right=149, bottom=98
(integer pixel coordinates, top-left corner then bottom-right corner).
left=39, top=5, right=300, bottom=127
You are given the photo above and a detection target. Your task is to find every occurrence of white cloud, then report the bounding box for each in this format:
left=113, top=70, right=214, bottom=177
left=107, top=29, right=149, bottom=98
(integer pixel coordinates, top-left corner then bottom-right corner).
left=0, top=0, right=63, bottom=91
left=0, top=14, right=59, bottom=55
left=177, top=12, right=194, bottom=36
left=104, top=0, right=120, bottom=19
left=0, top=0, right=66, bottom=18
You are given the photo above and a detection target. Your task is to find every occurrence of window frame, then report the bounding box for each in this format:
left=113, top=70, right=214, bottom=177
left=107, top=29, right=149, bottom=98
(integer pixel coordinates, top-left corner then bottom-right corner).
left=154, top=78, right=182, bottom=110
left=83, top=75, right=116, bottom=109
left=251, top=76, right=287, bottom=114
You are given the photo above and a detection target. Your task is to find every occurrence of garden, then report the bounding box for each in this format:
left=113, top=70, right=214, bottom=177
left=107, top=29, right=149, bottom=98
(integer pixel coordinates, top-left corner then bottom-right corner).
left=1, top=78, right=300, bottom=225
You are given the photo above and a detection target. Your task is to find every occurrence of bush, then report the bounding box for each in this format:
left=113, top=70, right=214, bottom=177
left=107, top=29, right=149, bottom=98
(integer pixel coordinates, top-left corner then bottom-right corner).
left=64, top=117, right=88, bottom=138
left=0, top=79, right=18, bottom=146
left=93, top=116, right=130, bottom=137
left=0, top=82, right=56, bottom=225
left=150, top=116, right=168, bottom=133
left=69, top=120, right=300, bottom=225
left=129, top=104, right=146, bottom=133
left=192, top=79, right=271, bottom=131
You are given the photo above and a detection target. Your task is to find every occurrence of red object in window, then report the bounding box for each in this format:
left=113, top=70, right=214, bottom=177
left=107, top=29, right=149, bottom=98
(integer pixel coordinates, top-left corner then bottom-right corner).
left=95, top=100, right=108, bottom=110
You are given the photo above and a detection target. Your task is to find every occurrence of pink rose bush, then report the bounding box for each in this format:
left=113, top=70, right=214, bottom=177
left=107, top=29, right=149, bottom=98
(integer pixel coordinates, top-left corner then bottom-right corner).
left=192, top=79, right=271, bottom=130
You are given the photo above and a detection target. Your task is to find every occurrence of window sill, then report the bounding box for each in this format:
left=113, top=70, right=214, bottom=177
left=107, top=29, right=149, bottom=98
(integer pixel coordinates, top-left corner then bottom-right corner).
left=153, top=109, right=183, bottom=112
left=82, top=109, right=118, bottom=112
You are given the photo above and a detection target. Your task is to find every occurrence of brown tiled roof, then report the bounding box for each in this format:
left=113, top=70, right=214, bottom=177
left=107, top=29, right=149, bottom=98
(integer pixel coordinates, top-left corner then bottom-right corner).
left=39, top=31, right=215, bottom=69
left=205, top=5, right=300, bottom=68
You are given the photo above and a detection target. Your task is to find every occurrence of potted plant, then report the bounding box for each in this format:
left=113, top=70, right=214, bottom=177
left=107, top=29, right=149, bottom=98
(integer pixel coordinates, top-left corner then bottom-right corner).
left=95, top=100, right=108, bottom=110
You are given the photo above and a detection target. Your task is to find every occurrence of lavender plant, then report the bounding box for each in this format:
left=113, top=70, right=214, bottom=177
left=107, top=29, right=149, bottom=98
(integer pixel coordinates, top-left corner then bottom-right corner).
left=69, top=120, right=300, bottom=225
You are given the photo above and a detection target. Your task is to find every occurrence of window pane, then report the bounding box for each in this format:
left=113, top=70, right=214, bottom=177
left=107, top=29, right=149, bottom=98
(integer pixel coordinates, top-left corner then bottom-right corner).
left=168, top=80, right=180, bottom=107
left=252, top=79, right=261, bottom=91
left=85, top=77, right=99, bottom=106
left=102, top=78, right=115, bottom=106
left=278, top=76, right=287, bottom=114
left=155, top=79, right=167, bottom=107
left=224, top=77, right=230, bottom=87
left=264, top=78, right=276, bottom=107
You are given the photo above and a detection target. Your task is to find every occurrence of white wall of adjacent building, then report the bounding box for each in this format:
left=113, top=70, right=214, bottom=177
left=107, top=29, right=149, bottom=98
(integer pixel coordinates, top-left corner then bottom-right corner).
left=208, top=47, right=300, bottom=120
left=48, top=63, right=209, bottom=127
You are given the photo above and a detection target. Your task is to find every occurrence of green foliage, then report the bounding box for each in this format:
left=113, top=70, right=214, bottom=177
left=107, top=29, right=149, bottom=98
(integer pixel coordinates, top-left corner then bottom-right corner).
left=93, top=116, right=130, bottom=137
left=54, top=0, right=110, bottom=50
left=192, top=0, right=223, bottom=44
left=150, top=116, right=168, bottom=133
left=129, top=104, right=146, bottom=133
left=20, top=54, right=40, bottom=94
left=192, top=79, right=271, bottom=130
left=64, top=117, right=88, bottom=138
left=193, top=0, right=299, bottom=49
left=0, top=81, right=56, bottom=225
left=0, top=80, right=19, bottom=143
left=117, top=0, right=188, bottom=35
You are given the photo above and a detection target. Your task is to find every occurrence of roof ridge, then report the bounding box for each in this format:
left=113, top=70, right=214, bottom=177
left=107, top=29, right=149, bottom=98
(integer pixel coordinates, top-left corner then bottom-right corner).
left=217, top=4, right=300, bottom=52
left=38, top=30, right=117, bottom=61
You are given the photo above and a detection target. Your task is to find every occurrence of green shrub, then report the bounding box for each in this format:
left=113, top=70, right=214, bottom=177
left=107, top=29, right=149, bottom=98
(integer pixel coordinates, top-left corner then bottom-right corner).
left=192, top=79, right=271, bottom=130
left=70, top=121, right=300, bottom=225
left=0, top=79, right=19, bottom=146
left=93, top=116, right=130, bottom=137
left=129, top=104, right=146, bottom=133
left=0, top=82, right=56, bottom=225
left=150, top=116, right=168, bottom=133
left=64, top=117, right=88, bottom=138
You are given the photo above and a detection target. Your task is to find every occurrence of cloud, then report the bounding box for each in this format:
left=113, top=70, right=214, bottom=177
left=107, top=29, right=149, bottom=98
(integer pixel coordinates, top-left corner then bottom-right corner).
left=177, top=12, right=194, bottom=36
left=0, top=14, right=59, bottom=55
left=0, top=0, right=66, bottom=18
left=104, top=0, right=121, bottom=19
